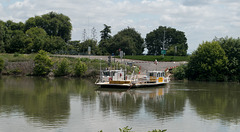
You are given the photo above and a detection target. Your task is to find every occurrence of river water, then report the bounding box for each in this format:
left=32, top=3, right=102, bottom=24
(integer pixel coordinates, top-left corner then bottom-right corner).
left=0, top=76, right=240, bottom=132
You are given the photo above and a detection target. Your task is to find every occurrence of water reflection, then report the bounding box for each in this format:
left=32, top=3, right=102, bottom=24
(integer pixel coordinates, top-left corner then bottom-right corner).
left=0, top=76, right=70, bottom=127
left=0, top=76, right=99, bottom=128
left=96, top=89, right=143, bottom=118
left=185, top=81, right=240, bottom=124
left=96, top=85, right=186, bottom=120
left=0, top=76, right=240, bottom=131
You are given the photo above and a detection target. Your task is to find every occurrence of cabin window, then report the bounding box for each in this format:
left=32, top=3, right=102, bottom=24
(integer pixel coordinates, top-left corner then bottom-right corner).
left=157, top=73, right=160, bottom=77
left=103, top=72, right=110, bottom=76
left=161, top=72, right=165, bottom=77
left=149, top=73, right=154, bottom=76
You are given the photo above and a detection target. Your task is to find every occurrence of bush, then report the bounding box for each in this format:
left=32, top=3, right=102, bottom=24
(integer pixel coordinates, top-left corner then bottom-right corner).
left=187, top=41, right=228, bottom=81
left=54, top=58, right=70, bottom=76
left=33, top=50, right=53, bottom=76
left=172, top=64, right=187, bottom=80
left=74, top=59, right=87, bottom=77
left=0, top=58, right=4, bottom=73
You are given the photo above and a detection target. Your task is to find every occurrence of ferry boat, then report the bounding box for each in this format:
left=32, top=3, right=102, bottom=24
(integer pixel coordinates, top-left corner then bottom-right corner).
left=95, top=69, right=170, bottom=88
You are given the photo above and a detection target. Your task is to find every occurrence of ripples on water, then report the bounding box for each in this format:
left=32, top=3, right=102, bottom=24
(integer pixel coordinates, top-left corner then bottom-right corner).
left=0, top=77, right=240, bottom=132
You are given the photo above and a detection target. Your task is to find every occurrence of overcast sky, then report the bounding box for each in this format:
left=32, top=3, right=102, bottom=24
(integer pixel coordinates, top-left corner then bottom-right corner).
left=1, top=0, right=240, bottom=53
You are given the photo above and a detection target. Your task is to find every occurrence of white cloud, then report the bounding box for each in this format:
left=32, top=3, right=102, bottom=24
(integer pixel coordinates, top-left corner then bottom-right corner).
left=0, top=0, right=240, bottom=53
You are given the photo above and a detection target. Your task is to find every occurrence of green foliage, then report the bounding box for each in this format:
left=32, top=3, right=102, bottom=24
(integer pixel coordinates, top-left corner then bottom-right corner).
left=0, top=54, right=35, bottom=62
left=214, top=37, right=240, bottom=81
left=74, top=59, right=87, bottom=77
left=100, top=24, right=112, bottom=40
left=99, top=24, right=112, bottom=55
left=25, top=27, right=47, bottom=53
left=187, top=41, right=228, bottom=81
left=0, top=12, right=70, bottom=54
left=0, top=22, right=6, bottom=53
left=80, top=39, right=99, bottom=55
left=145, top=26, right=188, bottom=56
left=0, top=57, right=4, bottom=72
left=44, top=36, right=66, bottom=54
left=172, top=64, right=187, bottom=80
left=25, top=12, right=72, bottom=42
left=8, top=68, right=22, bottom=75
left=167, top=43, right=187, bottom=56
left=111, top=27, right=144, bottom=55
left=33, top=50, right=53, bottom=76
left=54, top=58, right=70, bottom=76
left=5, top=30, right=28, bottom=53
left=119, top=126, right=134, bottom=132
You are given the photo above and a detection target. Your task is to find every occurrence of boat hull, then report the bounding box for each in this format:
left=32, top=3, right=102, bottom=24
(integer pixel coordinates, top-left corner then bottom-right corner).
left=95, top=82, right=168, bottom=89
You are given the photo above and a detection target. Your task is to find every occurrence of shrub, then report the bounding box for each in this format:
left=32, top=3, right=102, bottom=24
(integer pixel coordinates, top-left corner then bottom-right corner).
left=172, top=64, right=187, bottom=80
left=8, top=68, right=22, bottom=75
left=74, top=59, right=87, bottom=77
left=33, top=50, right=53, bottom=76
left=0, top=58, right=4, bottom=73
left=187, top=41, right=228, bottom=81
left=54, top=58, right=70, bottom=76
left=119, top=126, right=134, bottom=132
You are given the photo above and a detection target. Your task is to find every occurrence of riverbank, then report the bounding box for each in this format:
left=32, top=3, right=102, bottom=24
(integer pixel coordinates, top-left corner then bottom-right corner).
left=0, top=53, right=184, bottom=78
left=0, top=53, right=122, bottom=78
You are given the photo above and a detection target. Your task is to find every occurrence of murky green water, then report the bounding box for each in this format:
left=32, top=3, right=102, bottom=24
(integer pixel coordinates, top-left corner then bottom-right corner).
left=0, top=76, right=240, bottom=132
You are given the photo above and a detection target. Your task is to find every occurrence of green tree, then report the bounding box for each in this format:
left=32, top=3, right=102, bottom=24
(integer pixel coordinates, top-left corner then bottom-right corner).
left=167, top=43, right=187, bottom=56
left=100, top=24, right=112, bottom=40
left=74, top=59, right=87, bottom=77
left=33, top=50, right=53, bottom=76
left=187, top=41, right=228, bottom=81
left=25, top=27, right=47, bottom=53
left=145, top=26, right=188, bottom=55
left=67, top=40, right=81, bottom=53
left=44, top=36, right=66, bottom=54
left=25, top=12, right=72, bottom=42
left=5, top=20, right=24, bottom=31
left=0, top=22, right=5, bottom=52
left=172, top=64, right=187, bottom=80
left=54, top=58, right=70, bottom=76
left=6, top=30, right=28, bottom=53
left=80, top=39, right=98, bottom=55
left=111, top=27, right=144, bottom=55
left=215, top=37, right=240, bottom=81
left=99, top=24, right=112, bottom=55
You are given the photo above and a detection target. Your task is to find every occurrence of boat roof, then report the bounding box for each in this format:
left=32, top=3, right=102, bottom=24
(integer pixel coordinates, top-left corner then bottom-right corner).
left=147, top=71, right=164, bottom=73
left=103, top=70, right=123, bottom=72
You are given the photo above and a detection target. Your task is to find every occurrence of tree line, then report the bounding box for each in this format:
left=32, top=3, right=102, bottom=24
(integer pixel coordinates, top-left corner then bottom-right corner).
left=0, top=12, right=188, bottom=56
left=173, top=37, right=240, bottom=82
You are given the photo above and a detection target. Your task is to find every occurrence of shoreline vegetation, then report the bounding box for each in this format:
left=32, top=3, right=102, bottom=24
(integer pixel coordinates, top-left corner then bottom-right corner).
left=0, top=50, right=136, bottom=78
left=172, top=37, right=240, bottom=82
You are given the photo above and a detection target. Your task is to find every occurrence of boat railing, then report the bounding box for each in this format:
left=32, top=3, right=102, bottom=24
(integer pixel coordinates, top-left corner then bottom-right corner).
left=95, top=78, right=99, bottom=84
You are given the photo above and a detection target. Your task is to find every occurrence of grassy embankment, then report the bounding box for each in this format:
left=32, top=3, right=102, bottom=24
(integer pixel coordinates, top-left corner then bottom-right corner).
left=0, top=54, right=129, bottom=77
left=115, top=55, right=190, bottom=62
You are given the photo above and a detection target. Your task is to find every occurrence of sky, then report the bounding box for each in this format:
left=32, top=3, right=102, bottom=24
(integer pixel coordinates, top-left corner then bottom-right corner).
left=0, top=0, right=240, bottom=53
